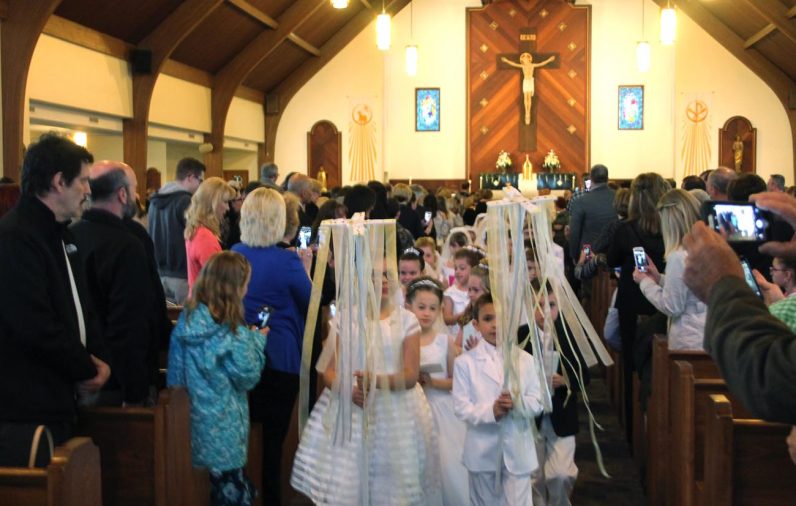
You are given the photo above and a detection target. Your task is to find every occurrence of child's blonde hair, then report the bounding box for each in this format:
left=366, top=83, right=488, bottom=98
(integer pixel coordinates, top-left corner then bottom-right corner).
left=186, top=251, right=251, bottom=332
left=414, top=236, right=436, bottom=253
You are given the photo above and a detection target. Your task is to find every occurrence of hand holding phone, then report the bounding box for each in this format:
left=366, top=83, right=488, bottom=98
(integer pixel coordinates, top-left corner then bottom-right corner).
left=424, top=211, right=432, bottom=223
left=633, top=247, right=648, bottom=273
left=298, top=226, right=312, bottom=250
left=740, top=259, right=763, bottom=299
left=257, top=305, right=273, bottom=329
left=701, top=201, right=771, bottom=243
left=582, top=243, right=592, bottom=260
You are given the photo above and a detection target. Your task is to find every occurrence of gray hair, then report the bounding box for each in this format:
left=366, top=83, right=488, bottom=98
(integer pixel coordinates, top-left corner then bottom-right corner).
left=770, top=174, right=786, bottom=191
left=89, top=168, right=128, bottom=202
left=260, top=162, right=279, bottom=183
left=707, top=167, right=737, bottom=196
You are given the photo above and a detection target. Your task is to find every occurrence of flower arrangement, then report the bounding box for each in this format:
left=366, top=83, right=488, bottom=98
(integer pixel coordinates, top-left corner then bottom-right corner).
left=495, top=150, right=513, bottom=173
left=542, top=149, right=561, bottom=173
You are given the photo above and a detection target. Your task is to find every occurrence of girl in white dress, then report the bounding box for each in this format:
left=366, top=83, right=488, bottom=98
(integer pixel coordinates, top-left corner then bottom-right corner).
left=415, top=236, right=446, bottom=287
left=454, top=263, right=490, bottom=352
left=291, top=270, right=441, bottom=506
left=443, top=248, right=484, bottom=336
left=406, top=277, right=469, bottom=506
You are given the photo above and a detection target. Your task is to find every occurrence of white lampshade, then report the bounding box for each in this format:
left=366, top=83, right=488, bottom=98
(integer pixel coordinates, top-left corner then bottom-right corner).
left=72, top=131, right=87, bottom=147
left=636, top=41, right=651, bottom=72
left=376, top=13, right=391, bottom=51
left=331, top=0, right=348, bottom=8
left=405, top=45, right=418, bottom=76
left=660, top=7, right=676, bottom=45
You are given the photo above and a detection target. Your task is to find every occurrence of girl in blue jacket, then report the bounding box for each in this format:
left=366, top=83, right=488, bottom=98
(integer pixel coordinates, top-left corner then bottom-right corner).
left=168, top=251, right=267, bottom=506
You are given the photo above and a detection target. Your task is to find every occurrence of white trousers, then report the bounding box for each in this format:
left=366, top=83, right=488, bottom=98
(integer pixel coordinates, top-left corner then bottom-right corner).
left=531, top=416, right=578, bottom=506
left=468, top=466, right=532, bottom=506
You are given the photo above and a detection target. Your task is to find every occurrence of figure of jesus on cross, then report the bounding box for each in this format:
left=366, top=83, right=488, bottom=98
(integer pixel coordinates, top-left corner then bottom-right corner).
left=501, top=52, right=556, bottom=125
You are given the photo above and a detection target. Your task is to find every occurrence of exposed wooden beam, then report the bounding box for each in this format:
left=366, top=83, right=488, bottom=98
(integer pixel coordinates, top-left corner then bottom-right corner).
left=204, top=0, right=327, bottom=174
left=0, top=1, right=11, bottom=20
left=123, top=0, right=224, bottom=186
left=287, top=33, right=321, bottom=56
left=655, top=0, right=795, bottom=175
left=44, top=15, right=131, bottom=58
left=741, top=0, right=796, bottom=46
left=264, top=0, right=410, bottom=161
left=226, top=0, right=279, bottom=30
left=788, top=5, right=796, bottom=18
left=360, top=0, right=372, bottom=9
left=743, top=23, right=776, bottom=49
left=2, top=0, right=62, bottom=180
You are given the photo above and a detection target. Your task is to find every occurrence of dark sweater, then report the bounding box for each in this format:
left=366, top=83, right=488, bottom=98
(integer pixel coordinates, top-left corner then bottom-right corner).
left=0, top=197, right=100, bottom=422
left=72, top=209, right=156, bottom=403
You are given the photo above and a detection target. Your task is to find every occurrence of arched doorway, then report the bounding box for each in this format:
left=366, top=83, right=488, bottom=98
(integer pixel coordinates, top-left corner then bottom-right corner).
left=307, top=120, right=342, bottom=191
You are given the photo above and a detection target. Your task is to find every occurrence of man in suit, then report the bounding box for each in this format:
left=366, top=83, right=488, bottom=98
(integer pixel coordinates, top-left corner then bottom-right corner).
left=452, top=293, right=543, bottom=504
left=568, top=164, right=616, bottom=261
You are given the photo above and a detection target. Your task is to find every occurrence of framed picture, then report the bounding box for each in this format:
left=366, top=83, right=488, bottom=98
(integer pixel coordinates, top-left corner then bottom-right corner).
left=618, top=85, right=644, bottom=130
left=415, top=88, right=440, bottom=131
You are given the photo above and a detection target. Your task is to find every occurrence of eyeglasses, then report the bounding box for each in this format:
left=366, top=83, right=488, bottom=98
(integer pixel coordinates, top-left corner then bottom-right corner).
left=770, top=266, right=791, bottom=273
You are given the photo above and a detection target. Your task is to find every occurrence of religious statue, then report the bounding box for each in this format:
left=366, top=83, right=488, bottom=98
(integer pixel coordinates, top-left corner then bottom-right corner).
left=733, top=135, right=744, bottom=171
left=501, top=52, right=556, bottom=125
left=317, top=165, right=327, bottom=192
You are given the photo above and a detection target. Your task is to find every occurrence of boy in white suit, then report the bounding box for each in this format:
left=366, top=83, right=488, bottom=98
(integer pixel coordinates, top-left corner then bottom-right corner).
left=453, top=293, right=544, bottom=505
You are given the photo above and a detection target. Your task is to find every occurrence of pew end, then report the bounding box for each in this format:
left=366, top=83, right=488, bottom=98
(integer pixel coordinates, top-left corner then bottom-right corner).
left=704, top=395, right=795, bottom=506
left=0, top=437, right=101, bottom=506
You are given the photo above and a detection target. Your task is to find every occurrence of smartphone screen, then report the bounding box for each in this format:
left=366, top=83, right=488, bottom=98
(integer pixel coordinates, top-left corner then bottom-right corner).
left=703, top=201, right=771, bottom=242
left=633, top=247, right=648, bottom=272
left=583, top=243, right=592, bottom=259
left=298, top=226, right=312, bottom=249
left=585, top=179, right=592, bottom=191
left=424, top=211, right=432, bottom=223
left=739, top=259, right=762, bottom=298
left=257, top=305, right=272, bottom=329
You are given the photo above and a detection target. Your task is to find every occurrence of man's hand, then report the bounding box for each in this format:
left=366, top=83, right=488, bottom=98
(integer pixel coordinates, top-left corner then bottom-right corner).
left=751, top=192, right=796, bottom=260
left=752, top=269, right=784, bottom=306
left=683, top=222, right=744, bottom=302
left=787, top=426, right=796, bottom=465
left=77, top=355, right=111, bottom=394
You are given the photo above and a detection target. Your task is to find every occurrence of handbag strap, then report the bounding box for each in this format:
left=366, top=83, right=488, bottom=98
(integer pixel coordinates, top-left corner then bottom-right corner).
left=28, top=425, right=54, bottom=468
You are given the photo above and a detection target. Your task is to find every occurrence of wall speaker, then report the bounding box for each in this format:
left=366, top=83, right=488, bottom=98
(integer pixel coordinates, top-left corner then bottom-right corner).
left=130, top=49, right=152, bottom=74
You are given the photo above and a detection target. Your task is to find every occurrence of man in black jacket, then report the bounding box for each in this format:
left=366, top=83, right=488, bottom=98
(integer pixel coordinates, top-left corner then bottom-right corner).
left=0, top=134, right=110, bottom=466
left=72, top=161, right=160, bottom=406
left=148, top=157, right=204, bottom=304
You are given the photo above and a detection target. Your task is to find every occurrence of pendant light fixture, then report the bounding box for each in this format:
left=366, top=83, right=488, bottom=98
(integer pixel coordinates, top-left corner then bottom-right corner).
left=405, top=1, right=418, bottom=75
left=636, top=0, right=650, bottom=72
left=331, top=0, right=348, bottom=8
left=376, top=0, right=391, bottom=51
left=660, top=0, right=676, bottom=45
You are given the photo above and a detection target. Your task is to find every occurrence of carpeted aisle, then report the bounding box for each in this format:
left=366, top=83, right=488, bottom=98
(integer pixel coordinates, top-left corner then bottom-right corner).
left=570, top=373, right=647, bottom=505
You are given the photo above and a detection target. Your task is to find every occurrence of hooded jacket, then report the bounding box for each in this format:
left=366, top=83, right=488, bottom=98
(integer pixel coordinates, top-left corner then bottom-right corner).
left=167, top=304, right=266, bottom=472
left=148, top=182, right=192, bottom=278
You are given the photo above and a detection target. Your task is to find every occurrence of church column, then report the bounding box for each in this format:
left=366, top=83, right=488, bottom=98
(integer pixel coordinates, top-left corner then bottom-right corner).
left=122, top=0, right=223, bottom=186
left=1, top=0, right=62, bottom=180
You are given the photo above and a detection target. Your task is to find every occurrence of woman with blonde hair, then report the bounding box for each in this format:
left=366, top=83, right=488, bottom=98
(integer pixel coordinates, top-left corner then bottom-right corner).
left=231, top=187, right=311, bottom=506
left=185, top=177, right=235, bottom=292
left=633, top=189, right=706, bottom=350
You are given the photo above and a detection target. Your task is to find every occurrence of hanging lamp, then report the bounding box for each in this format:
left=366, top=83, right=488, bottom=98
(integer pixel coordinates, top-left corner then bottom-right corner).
left=660, top=1, right=676, bottom=45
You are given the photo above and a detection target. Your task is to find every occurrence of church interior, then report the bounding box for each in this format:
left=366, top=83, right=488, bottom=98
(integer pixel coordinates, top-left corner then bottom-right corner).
left=1, top=1, right=796, bottom=505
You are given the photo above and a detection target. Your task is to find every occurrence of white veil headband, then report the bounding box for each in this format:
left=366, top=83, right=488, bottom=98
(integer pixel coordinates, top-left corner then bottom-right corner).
left=440, top=226, right=475, bottom=266
left=486, top=186, right=613, bottom=479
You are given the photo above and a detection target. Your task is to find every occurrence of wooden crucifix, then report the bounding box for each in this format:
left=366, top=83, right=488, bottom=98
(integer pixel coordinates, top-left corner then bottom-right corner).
left=497, top=28, right=560, bottom=151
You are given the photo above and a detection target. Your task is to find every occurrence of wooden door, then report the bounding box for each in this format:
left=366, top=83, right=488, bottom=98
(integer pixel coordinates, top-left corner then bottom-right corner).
left=307, top=120, right=342, bottom=190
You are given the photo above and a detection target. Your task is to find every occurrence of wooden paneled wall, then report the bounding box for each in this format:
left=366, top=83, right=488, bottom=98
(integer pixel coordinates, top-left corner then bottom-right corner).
left=467, top=0, right=590, bottom=188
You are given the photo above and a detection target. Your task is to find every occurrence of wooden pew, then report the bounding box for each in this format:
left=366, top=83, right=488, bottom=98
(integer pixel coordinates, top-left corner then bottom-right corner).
left=669, top=360, right=747, bottom=506
left=0, top=437, right=101, bottom=506
left=76, top=387, right=209, bottom=506
left=631, top=372, right=646, bottom=468
left=703, top=394, right=795, bottom=506
left=647, top=336, right=717, bottom=506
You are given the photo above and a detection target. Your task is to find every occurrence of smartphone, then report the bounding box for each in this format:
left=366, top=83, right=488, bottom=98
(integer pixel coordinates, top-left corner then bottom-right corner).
left=633, top=246, right=648, bottom=272
left=329, top=302, right=337, bottom=318
left=582, top=243, right=592, bottom=259
left=424, top=211, right=432, bottom=223
left=298, top=226, right=312, bottom=249
left=739, top=258, right=763, bottom=298
left=256, top=305, right=273, bottom=329
left=701, top=201, right=772, bottom=243
left=584, top=179, right=592, bottom=191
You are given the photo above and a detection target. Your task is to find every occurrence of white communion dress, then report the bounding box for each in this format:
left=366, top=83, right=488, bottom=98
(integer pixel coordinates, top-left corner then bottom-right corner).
left=420, top=333, right=469, bottom=506
left=291, top=308, right=441, bottom=506
left=444, top=284, right=469, bottom=336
